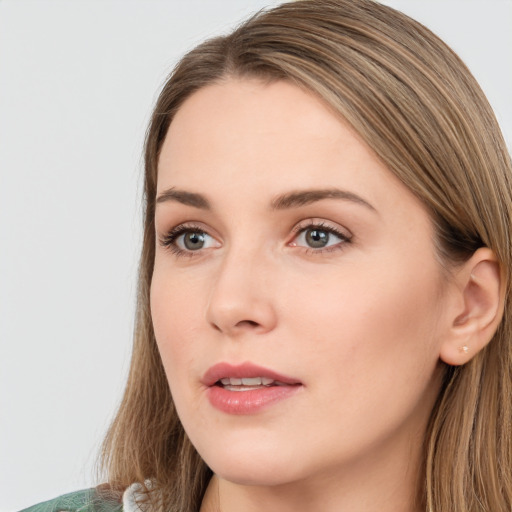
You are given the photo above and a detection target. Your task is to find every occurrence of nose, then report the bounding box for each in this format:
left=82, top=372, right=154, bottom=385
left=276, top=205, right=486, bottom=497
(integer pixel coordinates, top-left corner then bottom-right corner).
left=206, top=248, right=278, bottom=337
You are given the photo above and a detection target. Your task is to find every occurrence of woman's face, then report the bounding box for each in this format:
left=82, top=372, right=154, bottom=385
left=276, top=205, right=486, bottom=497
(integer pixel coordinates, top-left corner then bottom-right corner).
left=151, top=79, right=448, bottom=487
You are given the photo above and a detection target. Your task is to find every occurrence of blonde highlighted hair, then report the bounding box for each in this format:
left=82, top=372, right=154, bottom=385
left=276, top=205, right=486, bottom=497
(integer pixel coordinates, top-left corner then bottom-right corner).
left=100, top=1, right=512, bottom=511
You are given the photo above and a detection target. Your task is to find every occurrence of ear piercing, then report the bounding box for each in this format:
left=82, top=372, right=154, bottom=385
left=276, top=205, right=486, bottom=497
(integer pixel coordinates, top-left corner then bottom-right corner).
left=460, top=345, right=469, bottom=354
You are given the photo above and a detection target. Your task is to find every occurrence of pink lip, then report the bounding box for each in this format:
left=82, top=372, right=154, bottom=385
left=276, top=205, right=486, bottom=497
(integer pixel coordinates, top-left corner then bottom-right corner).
left=202, top=362, right=301, bottom=386
left=202, top=362, right=303, bottom=415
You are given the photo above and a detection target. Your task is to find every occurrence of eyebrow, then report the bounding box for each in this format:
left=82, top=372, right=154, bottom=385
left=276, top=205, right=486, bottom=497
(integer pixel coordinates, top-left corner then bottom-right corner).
left=155, top=187, right=376, bottom=213
left=156, top=188, right=211, bottom=209
left=271, top=188, right=376, bottom=212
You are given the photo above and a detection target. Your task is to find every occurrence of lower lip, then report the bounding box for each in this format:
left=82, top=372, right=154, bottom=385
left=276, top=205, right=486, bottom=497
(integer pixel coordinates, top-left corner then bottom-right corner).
left=206, top=385, right=301, bottom=415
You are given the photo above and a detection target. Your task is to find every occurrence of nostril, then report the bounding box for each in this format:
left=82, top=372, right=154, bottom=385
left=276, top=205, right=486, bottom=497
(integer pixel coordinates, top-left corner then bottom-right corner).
left=236, top=320, right=260, bottom=328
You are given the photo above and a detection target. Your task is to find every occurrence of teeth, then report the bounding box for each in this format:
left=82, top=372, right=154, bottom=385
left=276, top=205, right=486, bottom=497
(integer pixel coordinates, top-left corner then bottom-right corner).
left=242, top=377, right=261, bottom=386
left=219, top=377, right=276, bottom=386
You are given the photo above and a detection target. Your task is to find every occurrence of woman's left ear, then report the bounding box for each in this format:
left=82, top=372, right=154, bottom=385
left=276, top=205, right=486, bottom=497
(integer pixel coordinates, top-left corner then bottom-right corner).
left=439, top=247, right=504, bottom=366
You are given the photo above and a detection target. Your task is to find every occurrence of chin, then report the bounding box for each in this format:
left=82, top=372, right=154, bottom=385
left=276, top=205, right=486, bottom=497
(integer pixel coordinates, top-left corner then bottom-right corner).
left=196, top=437, right=308, bottom=487
left=212, top=461, right=299, bottom=487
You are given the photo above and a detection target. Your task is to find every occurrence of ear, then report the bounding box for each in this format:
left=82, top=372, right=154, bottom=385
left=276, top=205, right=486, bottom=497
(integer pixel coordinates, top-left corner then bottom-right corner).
left=439, top=248, right=504, bottom=366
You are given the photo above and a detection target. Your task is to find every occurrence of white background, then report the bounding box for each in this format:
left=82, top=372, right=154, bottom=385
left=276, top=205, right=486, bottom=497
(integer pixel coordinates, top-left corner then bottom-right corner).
left=0, top=1, right=510, bottom=510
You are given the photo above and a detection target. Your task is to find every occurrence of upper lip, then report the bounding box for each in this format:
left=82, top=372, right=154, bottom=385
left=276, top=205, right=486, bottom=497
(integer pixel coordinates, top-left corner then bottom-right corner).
left=202, top=362, right=302, bottom=387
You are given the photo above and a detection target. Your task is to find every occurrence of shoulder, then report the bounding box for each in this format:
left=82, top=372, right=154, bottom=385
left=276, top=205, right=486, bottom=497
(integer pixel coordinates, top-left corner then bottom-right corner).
left=18, top=487, right=123, bottom=512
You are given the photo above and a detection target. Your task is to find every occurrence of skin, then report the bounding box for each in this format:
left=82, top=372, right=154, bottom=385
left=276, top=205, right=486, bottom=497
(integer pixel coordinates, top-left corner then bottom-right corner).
left=150, top=78, right=459, bottom=512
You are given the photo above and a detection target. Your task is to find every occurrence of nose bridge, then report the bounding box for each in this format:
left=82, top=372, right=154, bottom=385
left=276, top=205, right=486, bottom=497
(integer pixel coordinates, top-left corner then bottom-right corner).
left=206, top=239, right=277, bottom=335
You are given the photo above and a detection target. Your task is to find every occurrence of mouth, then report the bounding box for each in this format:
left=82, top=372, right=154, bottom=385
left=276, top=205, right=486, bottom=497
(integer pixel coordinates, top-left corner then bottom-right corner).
left=202, top=361, right=302, bottom=388
left=216, top=376, right=295, bottom=391
left=202, top=362, right=302, bottom=414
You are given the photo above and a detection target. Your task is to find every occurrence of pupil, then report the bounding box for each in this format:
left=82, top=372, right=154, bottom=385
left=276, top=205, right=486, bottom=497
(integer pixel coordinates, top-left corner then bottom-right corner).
left=306, top=229, right=329, bottom=248
left=184, top=232, right=205, bottom=250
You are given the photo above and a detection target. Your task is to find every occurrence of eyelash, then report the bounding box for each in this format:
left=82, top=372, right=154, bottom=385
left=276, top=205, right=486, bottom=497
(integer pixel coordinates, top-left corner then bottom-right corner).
left=290, top=221, right=352, bottom=254
left=159, top=223, right=208, bottom=258
left=159, top=221, right=352, bottom=257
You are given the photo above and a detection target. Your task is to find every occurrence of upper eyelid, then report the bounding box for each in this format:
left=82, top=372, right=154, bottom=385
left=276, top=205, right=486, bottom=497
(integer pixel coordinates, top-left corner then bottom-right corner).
left=159, top=219, right=353, bottom=247
left=291, top=219, right=352, bottom=238
left=161, top=219, right=350, bottom=234
left=160, top=221, right=218, bottom=238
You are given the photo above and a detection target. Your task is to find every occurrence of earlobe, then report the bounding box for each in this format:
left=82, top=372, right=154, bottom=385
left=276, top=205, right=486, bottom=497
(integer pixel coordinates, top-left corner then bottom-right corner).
left=439, top=248, right=503, bottom=366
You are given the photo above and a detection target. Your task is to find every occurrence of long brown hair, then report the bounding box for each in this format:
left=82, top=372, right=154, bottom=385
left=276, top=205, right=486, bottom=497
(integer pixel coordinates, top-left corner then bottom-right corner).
left=100, top=1, right=512, bottom=511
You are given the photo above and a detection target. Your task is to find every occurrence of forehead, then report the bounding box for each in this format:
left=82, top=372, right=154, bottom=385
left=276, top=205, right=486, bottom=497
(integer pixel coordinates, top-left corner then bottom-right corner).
left=162, top=80, right=370, bottom=176
left=156, top=78, right=421, bottom=222
left=166, top=78, right=344, bottom=143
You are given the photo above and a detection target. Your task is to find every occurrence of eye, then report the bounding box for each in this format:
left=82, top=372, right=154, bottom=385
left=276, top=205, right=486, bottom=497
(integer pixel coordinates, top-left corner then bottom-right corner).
left=178, top=231, right=210, bottom=251
left=160, top=224, right=220, bottom=255
left=290, top=222, right=351, bottom=252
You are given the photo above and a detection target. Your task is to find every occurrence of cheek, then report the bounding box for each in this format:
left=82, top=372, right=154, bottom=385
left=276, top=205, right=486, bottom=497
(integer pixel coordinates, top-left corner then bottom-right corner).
left=284, top=258, right=443, bottom=395
left=150, top=267, right=203, bottom=385
left=272, top=262, right=444, bottom=462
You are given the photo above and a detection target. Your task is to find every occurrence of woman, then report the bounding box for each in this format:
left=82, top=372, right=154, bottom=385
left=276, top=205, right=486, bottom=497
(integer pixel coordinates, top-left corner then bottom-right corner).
left=22, top=0, right=512, bottom=511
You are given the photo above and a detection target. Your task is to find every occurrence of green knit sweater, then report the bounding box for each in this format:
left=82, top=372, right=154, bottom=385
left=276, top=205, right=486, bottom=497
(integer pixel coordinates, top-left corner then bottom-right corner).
left=19, top=488, right=123, bottom=512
